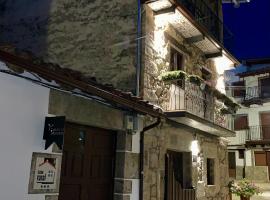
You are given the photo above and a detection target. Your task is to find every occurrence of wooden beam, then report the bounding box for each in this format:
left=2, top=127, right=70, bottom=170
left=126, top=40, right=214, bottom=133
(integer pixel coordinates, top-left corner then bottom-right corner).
left=205, top=50, right=222, bottom=59
left=153, top=6, right=175, bottom=15
left=185, top=35, right=205, bottom=44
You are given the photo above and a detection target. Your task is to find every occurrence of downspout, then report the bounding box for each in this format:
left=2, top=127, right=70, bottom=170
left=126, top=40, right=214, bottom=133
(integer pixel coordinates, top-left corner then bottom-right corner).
left=139, top=118, right=161, bottom=200
left=136, top=0, right=142, bottom=96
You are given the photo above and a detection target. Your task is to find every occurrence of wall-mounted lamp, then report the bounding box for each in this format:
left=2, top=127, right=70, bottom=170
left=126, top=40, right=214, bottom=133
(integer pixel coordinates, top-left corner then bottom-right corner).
left=191, top=135, right=199, bottom=162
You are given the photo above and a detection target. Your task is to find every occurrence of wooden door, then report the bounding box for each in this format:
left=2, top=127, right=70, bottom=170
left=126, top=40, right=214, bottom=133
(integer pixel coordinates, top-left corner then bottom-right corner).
left=59, top=123, right=116, bottom=200
left=260, top=77, right=270, bottom=98
left=260, top=112, right=270, bottom=140
left=228, top=152, right=236, bottom=178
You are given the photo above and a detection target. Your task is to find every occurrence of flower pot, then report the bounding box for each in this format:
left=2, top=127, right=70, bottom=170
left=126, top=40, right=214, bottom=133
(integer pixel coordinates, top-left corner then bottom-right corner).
left=240, top=195, right=250, bottom=200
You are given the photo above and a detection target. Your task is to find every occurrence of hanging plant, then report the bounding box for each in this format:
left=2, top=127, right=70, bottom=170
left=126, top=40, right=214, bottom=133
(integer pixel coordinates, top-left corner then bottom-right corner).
left=159, top=70, right=187, bottom=82
left=213, top=89, right=240, bottom=112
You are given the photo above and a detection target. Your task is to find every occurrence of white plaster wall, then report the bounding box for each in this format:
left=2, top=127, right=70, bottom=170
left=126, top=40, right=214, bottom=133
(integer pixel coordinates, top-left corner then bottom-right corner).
left=0, top=72, right=50, bottom=200
left=245, top=150, right=253, bottom=167
left=235, top=151, right=244, bottom=167
left=237, top=104, right=270, bottom=127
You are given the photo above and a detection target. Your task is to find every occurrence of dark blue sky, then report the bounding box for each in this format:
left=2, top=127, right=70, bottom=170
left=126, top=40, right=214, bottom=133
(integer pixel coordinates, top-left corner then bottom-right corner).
left=223, top=0, right=270, bottom=60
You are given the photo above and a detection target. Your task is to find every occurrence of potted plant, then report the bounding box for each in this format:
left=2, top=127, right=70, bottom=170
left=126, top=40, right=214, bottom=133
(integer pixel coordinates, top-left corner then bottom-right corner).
left=229, top=179, right=261, bottom=200
left=159, top=70, right=187, bottom=82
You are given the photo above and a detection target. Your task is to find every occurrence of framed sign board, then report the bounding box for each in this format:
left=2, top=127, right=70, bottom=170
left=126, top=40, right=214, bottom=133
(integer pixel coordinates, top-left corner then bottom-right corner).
left=28, top=152, right=62, bottom=194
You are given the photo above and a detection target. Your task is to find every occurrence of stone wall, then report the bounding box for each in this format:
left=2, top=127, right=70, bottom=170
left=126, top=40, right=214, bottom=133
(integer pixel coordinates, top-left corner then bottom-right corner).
left=0, top=0, right=138, bottom=91
left=245, top=166, right=269, bottom=182
left=141, top=5, right=218, bottom=107
left=143, top=122, right=230, bottom=200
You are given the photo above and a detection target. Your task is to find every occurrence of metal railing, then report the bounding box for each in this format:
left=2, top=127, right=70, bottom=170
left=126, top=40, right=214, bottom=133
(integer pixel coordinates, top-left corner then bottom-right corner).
left=167, top=80, right=232, bottom=130
left=228, top=125, right=270, bottom=145
left=245, top=86, right=270, bottom=101
left=175, top=0, right=234, bottom=49
left=246, top=125, right=270, bottom=141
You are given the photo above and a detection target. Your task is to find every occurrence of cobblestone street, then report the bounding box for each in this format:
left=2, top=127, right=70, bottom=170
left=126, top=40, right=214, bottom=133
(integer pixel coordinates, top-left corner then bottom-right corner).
left=232, top=183, right=270, bottom=200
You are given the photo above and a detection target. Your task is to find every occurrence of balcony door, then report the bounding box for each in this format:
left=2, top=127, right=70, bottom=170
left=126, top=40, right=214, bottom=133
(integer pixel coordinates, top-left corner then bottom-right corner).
left=260, top=112, right=270, bottom=140
left=260, top=77, right=270, bottom=98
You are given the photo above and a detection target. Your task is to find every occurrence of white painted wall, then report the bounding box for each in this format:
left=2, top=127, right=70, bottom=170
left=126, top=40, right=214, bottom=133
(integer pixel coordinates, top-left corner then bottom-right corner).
left=0, top=71, right=50, bottom=200
left=245, top=150, right=253, bottom=167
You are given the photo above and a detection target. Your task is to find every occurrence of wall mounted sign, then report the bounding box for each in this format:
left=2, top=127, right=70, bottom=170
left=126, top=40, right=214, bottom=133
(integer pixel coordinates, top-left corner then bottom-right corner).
left=28, top=152, right=62, bottom=194
left=43, top=116, right=65, bottom=149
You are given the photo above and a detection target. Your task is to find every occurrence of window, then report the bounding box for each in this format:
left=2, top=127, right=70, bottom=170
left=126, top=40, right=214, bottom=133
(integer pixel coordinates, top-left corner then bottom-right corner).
left=255, top=151, right=267, bottom=166
left=234, top=115, right=248, bottom=131
left=207, top=158, right=215, bottom=185
left=238, top=149, right=244, bottom=159
left=170, top=47, right=184, bottom=71
left=260, top=77, right=270, bottom=98
left=232, top=81, right=245, bottom=98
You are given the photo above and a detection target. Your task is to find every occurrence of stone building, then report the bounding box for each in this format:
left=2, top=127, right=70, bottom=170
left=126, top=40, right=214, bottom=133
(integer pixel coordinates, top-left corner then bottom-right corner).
left=226, top=58, right=270, bottom=182
left=0, top=0, right=240, bottom=200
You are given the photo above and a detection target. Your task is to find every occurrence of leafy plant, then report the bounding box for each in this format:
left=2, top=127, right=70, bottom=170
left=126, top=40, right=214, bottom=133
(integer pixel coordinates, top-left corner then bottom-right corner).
left=229, top=179, right=261, bottom=198
left=188, top=75, right=204, bottom=86
left=159, top=70, right=187, bottom=82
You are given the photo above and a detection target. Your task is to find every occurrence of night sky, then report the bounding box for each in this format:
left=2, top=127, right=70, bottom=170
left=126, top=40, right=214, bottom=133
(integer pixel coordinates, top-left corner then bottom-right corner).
left=223, top=0, right=270, bottom=61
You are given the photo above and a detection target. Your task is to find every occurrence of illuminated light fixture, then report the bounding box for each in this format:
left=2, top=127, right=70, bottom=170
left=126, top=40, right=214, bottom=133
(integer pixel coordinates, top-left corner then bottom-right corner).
left=213, top=52, right=235, bottom=93
left=147, top=0, right=173, bottom=12
left=190, top=136, right=199, bottom=162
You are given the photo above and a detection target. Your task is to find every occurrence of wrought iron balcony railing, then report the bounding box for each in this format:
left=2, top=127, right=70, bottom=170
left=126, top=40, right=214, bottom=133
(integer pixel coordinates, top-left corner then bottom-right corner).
left=167, top=80, right=232, bottom=130
left=246, top=125, right=270, bottom=141
left=237, top=86, right=270, bottom=103
left=175, top=0, right=233, bottom=49
left=228, top=125, right=270, bottom=145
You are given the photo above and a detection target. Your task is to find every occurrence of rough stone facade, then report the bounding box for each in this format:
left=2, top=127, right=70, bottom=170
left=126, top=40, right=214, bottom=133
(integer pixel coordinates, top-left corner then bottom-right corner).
left=141, top=4, right=231, bottom=200
left=49, top=90, right=141, bottom=200
left=0, top=0, right=138, bottom=91
left=141, top=5, right=218, bottom=108
left=143, top=123, right=230, bottom=200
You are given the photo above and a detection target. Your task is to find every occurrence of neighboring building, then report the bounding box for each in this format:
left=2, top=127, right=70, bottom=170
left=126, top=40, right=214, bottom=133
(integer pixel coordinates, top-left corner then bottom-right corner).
left=226, top=58, right=270, bottom=182
left=0, top=1, right=240, bottom=200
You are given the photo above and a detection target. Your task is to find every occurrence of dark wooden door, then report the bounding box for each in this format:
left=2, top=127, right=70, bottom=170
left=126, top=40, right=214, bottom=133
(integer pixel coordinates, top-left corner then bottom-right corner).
left=228, top=152, right=236, bottom=178
left=260, top=77, right=270, bottom=98
left=260, top=112, right=270, bottom=140
left=59, top=123, right=116, bottom=200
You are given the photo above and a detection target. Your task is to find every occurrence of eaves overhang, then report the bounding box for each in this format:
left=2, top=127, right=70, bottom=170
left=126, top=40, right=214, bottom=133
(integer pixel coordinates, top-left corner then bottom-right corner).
left=0, top=48, right=164, bottom=118
left=142, top=0, right=240, bottom=65
left=165, top=111, right=236, bottom=137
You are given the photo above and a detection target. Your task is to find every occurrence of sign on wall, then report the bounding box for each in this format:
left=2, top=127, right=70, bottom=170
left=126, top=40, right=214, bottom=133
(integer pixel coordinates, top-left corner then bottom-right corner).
left=28, top=152, right=62, bottom=194
left=43, top=116, right=65, bottom=149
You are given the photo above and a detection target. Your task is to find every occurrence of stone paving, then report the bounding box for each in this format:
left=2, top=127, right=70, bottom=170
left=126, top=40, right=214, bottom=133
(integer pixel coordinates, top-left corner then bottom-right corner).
left=232, top=183, right=270, bottom=200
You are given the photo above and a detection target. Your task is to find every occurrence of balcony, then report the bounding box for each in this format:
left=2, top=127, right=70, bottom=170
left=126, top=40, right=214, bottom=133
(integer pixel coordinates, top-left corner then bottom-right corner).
left=237, top=86, right=270, bottom=106
left=145, top=0, right=235, bottom=56
left=165, top=80, right=234, bottom=137
left=175, top=0, right=233, bottom=47
left=228, top=125, right=270, bottom=146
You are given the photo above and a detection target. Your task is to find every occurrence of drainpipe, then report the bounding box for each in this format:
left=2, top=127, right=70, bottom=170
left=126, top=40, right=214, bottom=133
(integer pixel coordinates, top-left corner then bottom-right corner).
left=136, top=0, right=142, bottom=96
left=139, top=118, right=161, bottom=200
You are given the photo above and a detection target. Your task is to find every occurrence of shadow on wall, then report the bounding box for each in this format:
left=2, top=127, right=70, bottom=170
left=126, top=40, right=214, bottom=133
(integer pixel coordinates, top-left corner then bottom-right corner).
left=0, top=0, right=138, bottom=91
left=0, top=0, right=52, bottom=57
